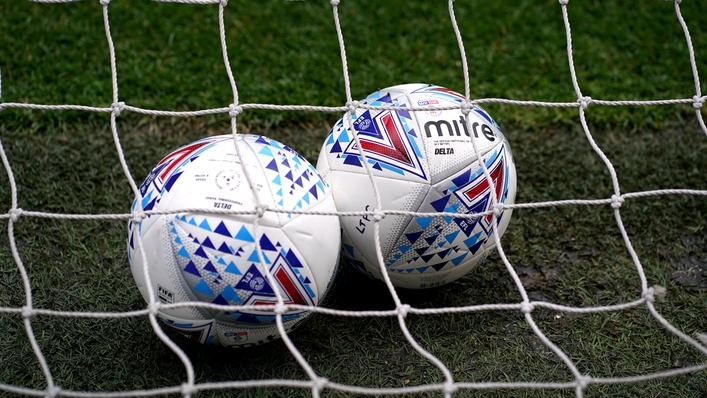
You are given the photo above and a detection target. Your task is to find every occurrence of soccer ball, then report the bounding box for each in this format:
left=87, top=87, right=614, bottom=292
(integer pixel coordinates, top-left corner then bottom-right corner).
left=127, top=134, right=340, bottom=347
left=316, top=84, right=517, bottom=289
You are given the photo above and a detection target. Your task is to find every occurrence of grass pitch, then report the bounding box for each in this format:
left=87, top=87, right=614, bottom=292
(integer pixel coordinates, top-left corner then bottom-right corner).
left=1, top=0, right=706, bottom=397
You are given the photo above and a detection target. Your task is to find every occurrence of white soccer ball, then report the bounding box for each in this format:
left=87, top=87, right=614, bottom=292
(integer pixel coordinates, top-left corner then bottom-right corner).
left=316, top=84, right=517, bottom=289
left=127, top=134, right=340, bottom=347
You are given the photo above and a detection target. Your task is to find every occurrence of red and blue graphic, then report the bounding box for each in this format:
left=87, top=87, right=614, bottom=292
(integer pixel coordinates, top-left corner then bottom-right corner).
left=326, top=92, right=427, bottom=181
left=377, top=146, right=511, bottom=274
left=170, top=216, right=316, bottom=325
left=137, top=136, right=232, bottom=213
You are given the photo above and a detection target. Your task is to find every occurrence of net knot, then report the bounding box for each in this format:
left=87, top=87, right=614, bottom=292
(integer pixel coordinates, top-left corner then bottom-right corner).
left=644, top=285, right=666, bottom=302
left=8, top=208, right=23, bottom=222
left=558, top=0, right=569, bottom=4
left=443, top=382, right=458, bottom=395
left=111, top=101, right=125, bottom=116
left=131, top=210, right=146, bottom=223
left=274, top=302, right=287, bottom=315
left=576, top=375, right=591, bottom=390
left=610, top=194, right=624, bottom=209
left=398, top=304, right=411, bottom=318
left=330, top=0, right=340, bottom=5
left=100, top=0, right=111, bottom=5
left=578, top=96, right=592, bottom=110
left=520, top=301, right=534, bottom=314
left=255, top=204, right=266, bottom=218
left=312, top=377, right=328, bottom=394
left=21, top=306, right=35, bottom=319
left=371, top=209, right=385, bottom=222
left=460, top=100, right=473, bottom=115
left=45, top=385, right=61, bottom=398
left=492, top=203, right=504, bottom=217
left=346, top=100, right=359, bottom=115
left=692, top=95, right=704, bottom=109
left=148, top=301, right=161, bottom=314
left=219, top=0, right=228, bottom=6
left=180, top=382, right=197, bottom=397
left=228, top=104, right=243, bottom=118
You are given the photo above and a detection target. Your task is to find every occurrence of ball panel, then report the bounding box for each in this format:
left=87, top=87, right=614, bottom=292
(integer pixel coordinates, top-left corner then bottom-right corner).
left=328, top=169, right=429, bottom=264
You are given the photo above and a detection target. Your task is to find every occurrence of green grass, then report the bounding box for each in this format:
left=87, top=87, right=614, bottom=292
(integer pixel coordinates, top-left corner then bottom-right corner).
left=1, top=0, right=707, bottom=397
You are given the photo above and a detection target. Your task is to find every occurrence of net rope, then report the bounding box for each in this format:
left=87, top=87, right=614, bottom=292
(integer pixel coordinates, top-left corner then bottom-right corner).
left=1, top=0, right=706, bottom=397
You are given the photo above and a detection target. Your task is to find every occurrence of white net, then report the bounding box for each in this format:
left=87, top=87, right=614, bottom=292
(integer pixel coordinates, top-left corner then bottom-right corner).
left=0, top=0, right=706, bottom=397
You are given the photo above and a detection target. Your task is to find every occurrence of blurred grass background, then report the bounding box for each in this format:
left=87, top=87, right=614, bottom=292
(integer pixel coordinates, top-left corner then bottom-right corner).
left=1, top=0, right=706, bottom=397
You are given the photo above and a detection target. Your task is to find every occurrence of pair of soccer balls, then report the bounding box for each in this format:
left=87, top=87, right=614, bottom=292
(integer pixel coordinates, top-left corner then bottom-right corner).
left=127, top=83, right=517, bottom=347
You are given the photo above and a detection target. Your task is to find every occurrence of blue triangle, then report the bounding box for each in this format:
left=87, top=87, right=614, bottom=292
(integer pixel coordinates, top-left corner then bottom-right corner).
left=338, top=131, right=351, bottom=143
left=372, top=162, right=382, bottom=171
left=266, top=159, right=279, bottom=172
left=255, top=136, right=271, bottom=146
left=188, top=217, right=198, bottom=226
left=174, top=236, right=182, bottom=245
left=398, top=245, right=411, bottom=254
left=193, top=280, right=214, bottom=296
left=416, top=266, right=429, bottom=273
left=201, top=236, right=215, bottom=249
left=217, top=242, right=231, bottom=254
left=177, top=247, right=190, bottom=259
left=284, top=170, right=293, bottom=181
left=405, top=230, right=424, bottom=245
left=203, top=261, right=218, bottom=273
left=198, top=219, right=212, bottom=231
left=212, top=294, right=228, bottom=305
left=343, top=155, right=363, bottom=167
left=285, top=249, right=303, bottom=268
left=235, top=226, right=255, bottom=242
left=452, top=168, right=472, bottom=187
left=224, top=261, right=241, bottom=275
left=214, top=221, right=232, bottom=237
left=183, top=261, right=201, bottom=277
left=431, top=196, right=451, bottom=212
left=424, top=235, right=438, bottom=245
left=259, top=234, right=277, bottom=251
left=217, top=257, right=227, bottom=265
left=414, top=247, right=428, bottom=256
left=309, top=185, right=319, bottom=200
left=221, top=284, right=241, bottom=303
left=259, top=146, right=274, bottom=157
left=326, top=134, right=335, bottom=145
left=431, top=261, right=448, bottom=271
left=445, top=231, right=460, bottom=244
left=272, top=174, right=282, bottom=186
left=415, top=217, right=433, bottom=230
left=194, top=246, right=208, bottom=258
left=451, top=252, right=469, bottom=266
left=464, top=231, right=483, bottom=248
left=247, top=250, right=261, bottom=262
left=421, top=254, right=435, bottom=263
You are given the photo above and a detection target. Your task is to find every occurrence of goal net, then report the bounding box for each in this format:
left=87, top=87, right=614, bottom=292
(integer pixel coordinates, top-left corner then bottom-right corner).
left=0, top=0, right=706, bottom=397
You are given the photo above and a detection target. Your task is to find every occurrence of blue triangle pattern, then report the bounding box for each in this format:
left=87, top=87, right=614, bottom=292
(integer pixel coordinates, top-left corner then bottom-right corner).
left=194, top=280, right=215, bottom=296
left=235, top=226, right=255, bottom=242
left=224, top=261, right=241, bottom=275
left=198, top=219, right=212, bottom=231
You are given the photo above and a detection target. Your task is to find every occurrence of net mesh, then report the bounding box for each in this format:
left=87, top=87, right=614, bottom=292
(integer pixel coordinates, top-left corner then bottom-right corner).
left=1, top=0, right=706, bottom=397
